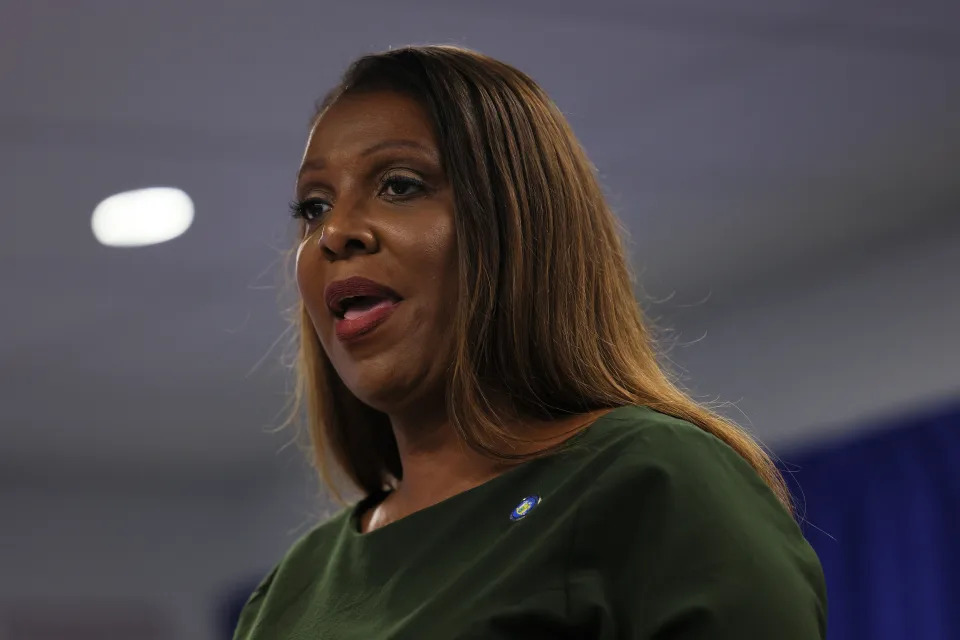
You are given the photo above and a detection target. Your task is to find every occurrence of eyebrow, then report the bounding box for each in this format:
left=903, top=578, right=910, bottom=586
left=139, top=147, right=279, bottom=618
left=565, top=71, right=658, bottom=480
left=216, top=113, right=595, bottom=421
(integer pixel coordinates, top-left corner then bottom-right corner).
left=297, top=139, right=435, bottom=180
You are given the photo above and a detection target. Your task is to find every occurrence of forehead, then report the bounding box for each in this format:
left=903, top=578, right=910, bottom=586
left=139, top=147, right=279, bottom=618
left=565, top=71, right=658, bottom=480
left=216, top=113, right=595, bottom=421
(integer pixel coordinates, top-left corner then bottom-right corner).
left=302, top=91, right=437, bottom=160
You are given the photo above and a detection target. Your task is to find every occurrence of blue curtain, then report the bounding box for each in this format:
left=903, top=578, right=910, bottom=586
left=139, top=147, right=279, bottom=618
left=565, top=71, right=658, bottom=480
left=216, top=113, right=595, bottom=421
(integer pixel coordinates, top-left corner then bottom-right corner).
left=785, top=399, right=960, bottom=640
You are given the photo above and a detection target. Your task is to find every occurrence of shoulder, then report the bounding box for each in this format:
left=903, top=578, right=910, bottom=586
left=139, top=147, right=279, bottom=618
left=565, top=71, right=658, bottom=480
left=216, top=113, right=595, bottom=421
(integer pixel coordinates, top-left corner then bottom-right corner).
left=576, top=405, right=801, bottom=551
left=578, top=405, right=785, bottom=515
left=233, top=506, right=352, bottom=639
left=570, top=405, right=827, bottom=637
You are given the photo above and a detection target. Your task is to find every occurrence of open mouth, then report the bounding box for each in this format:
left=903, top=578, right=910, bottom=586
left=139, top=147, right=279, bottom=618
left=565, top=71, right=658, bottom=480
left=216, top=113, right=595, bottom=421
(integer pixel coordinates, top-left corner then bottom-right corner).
left=336, top=295, right=397, bottom=320
left=332, top=296, right=402, bottom=343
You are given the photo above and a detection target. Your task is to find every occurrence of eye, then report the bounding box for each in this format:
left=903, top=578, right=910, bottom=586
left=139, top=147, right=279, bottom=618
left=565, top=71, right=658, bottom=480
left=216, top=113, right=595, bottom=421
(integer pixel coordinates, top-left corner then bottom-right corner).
left=289, top=198, right=331, bottom=222
left=380, top=175, right=425, bottom=198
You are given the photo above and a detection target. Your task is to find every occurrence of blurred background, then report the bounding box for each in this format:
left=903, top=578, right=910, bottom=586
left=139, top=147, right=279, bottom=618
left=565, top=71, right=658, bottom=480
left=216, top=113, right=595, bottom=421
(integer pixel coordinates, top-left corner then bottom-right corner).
left=2, top=1, right=959, bottom=638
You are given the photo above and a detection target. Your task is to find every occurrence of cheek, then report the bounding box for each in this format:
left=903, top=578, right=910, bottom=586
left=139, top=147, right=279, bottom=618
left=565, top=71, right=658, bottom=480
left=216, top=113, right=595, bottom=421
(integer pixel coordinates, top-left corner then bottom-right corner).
left=418, top=227, right=459, bottom=335
left=295, top=239, right=328, bottom=329
left=294, top=238, right=308, bottom=293
left=420, top=213, right=457, bottom=281
left=438, top=226, right=458, bottom=299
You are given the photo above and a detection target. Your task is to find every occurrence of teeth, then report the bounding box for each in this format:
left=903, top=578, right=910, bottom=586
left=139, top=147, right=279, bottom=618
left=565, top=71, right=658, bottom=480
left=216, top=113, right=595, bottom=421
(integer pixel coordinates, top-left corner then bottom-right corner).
left=339, top=295, right=380, bottom=314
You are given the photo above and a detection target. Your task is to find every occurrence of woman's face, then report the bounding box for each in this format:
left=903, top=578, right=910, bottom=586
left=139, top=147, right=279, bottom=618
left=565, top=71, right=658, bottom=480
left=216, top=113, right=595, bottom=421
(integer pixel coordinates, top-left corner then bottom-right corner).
left=295, top=91, right=458, bottom=414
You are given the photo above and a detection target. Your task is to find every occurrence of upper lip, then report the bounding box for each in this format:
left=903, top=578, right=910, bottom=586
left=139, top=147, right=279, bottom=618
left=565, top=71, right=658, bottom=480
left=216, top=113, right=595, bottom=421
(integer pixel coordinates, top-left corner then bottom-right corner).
left=324, top=276, right=402, bottom=317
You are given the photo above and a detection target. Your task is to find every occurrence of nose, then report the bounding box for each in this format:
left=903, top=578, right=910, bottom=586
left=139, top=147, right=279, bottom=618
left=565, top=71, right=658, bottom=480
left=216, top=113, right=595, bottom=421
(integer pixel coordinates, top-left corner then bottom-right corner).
left=316, top=199, right=379, bottom=262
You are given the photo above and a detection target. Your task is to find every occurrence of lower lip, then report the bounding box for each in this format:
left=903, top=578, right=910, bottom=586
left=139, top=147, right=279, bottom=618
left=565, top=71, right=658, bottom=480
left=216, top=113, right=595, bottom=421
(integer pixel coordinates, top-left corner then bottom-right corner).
left=334, top=300, right=401, bottom=343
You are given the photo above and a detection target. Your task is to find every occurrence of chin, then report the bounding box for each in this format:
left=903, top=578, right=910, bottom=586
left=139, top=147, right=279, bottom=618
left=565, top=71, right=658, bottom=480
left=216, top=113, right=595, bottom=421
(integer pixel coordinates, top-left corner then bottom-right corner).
left=345, top=369, right=445, bottom=420
left=336, top=362, right=408, bottom=412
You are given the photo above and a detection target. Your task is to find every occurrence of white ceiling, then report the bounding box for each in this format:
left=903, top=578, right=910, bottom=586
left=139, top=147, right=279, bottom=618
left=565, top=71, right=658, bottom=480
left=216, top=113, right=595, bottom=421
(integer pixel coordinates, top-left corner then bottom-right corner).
left=2, top=0, right=958, bottom=481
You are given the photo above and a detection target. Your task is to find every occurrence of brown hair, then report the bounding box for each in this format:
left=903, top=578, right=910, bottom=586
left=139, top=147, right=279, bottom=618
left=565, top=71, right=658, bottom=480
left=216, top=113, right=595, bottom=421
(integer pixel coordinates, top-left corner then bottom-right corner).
left=288, top=45, right=792, bottom=514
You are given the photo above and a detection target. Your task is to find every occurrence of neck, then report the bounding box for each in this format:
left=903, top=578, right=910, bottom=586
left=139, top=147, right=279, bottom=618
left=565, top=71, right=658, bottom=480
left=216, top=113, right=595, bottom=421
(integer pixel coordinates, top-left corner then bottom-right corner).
left=385, top=405, right=511, bottom=512
left=375, top=405, right=615, bottom=521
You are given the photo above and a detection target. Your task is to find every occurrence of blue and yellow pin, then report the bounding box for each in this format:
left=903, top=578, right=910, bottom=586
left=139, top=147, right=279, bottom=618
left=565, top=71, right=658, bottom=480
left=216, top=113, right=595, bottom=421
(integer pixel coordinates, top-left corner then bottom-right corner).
left=509, top=495, right=542, bottom=521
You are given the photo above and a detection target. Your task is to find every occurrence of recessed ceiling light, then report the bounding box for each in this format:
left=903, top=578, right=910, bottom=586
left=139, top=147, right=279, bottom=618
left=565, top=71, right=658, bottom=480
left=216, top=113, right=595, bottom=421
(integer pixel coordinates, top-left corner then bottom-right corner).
left=91, top=187, right=194, bottom=247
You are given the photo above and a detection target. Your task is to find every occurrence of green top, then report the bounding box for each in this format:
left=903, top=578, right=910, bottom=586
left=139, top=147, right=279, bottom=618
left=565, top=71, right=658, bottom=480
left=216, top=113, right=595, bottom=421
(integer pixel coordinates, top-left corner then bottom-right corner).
left=235, top=405, right=827, bottom=639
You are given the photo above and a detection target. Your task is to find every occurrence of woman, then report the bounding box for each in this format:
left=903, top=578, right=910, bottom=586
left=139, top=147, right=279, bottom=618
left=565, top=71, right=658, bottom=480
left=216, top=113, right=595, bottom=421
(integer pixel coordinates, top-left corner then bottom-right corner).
left=235, top=45, right=826, bottom=639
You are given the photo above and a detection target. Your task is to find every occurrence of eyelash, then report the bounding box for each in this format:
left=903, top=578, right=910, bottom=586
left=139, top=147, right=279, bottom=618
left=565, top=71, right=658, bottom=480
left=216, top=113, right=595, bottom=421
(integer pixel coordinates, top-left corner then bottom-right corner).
left=289, top=175, right=427, bottom=222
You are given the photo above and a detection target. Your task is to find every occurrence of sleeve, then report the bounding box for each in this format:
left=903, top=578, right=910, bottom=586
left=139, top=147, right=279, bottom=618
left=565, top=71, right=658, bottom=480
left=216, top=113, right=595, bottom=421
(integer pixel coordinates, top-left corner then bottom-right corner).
left=575, top=420, right=827, bottom=639
left=232, top=564, right=279, bottom=640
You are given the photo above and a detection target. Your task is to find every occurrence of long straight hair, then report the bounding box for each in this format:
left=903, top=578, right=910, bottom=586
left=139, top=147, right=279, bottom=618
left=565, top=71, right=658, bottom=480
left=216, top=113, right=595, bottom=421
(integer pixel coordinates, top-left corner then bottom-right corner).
left=288, top=45, right=792, bottom=514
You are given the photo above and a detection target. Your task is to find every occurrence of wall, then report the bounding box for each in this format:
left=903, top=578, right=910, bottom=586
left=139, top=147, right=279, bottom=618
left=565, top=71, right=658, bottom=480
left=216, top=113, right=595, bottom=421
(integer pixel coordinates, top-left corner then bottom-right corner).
left=0, top=472, right=326, bottom=640
left=664, top=220, right=960, bottom=451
